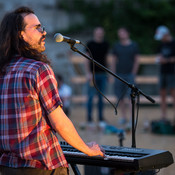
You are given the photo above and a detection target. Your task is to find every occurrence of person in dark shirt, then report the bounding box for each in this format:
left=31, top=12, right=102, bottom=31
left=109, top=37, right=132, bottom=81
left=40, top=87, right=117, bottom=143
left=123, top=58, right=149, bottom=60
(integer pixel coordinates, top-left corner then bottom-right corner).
left=154, top=25, right=175, bottom=121
left=85, top=27, right=109, bottom=130
left=110, top=27, right=139, bottom=129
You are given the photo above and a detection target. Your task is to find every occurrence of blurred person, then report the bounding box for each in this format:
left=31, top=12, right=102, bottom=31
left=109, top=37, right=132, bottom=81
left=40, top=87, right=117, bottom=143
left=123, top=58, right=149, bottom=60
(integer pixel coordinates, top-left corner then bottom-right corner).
left=85, top=27, right=109, bottom=130
left=57, top=75, right=72, bottom=116
left=111, top=27, right=139, bottom=128
left=0, top=6, right=104, bottom=175
left=154, top=25, right=175, bottom=121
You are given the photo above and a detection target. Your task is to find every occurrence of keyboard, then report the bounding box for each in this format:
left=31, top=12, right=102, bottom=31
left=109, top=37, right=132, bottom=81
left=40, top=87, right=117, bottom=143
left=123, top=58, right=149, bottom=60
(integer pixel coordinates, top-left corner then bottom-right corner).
left=60, top=141, right=174, bottom=172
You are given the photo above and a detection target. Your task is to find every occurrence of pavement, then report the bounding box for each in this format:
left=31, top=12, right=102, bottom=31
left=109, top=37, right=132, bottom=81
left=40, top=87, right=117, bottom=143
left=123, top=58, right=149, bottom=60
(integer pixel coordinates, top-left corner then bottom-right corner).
left=57, top=105, right=175, bottom=175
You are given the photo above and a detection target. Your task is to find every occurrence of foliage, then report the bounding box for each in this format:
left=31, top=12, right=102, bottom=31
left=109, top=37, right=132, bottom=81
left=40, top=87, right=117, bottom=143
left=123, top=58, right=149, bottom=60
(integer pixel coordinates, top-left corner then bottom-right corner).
left=58, top=0, right=175, bottom=54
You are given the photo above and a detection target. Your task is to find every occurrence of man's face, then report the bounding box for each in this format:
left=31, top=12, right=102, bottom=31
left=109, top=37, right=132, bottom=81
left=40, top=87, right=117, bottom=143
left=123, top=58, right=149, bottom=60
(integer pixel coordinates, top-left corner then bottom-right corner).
left=21, top=13, right=46, bottom=52
left=94, top=27, right=105, bottom=42
left=117, top=28, right=129, bottom=40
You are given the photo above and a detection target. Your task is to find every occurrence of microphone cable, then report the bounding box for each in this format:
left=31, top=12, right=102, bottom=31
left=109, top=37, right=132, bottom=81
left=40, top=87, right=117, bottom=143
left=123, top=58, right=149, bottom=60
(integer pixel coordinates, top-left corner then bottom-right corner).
left=81, top=42, right=140, bottom=125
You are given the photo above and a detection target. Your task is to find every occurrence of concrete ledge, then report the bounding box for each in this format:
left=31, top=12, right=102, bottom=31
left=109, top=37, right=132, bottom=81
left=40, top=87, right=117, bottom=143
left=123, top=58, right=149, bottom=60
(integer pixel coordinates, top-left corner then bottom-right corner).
left=71, top=95, right=173, bottom=105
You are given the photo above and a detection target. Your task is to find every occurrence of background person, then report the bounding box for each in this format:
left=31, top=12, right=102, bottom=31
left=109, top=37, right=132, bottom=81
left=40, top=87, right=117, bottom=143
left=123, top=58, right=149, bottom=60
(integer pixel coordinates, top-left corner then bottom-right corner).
left=111, top=27, right=139, bottom=129
left=154, top=25, right=175, bottom=121
left=85, top=26, right=109, bottom=130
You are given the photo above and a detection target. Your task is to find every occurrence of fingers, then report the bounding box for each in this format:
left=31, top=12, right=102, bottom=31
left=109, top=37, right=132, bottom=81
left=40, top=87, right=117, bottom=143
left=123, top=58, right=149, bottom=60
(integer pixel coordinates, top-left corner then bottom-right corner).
left=86, top=141, right=96, bottom=147
left=99, top=145, right=105, bottom=154
left=86, top=142, right=105, bottom=157
left=99, top=150, right=105, bottom=157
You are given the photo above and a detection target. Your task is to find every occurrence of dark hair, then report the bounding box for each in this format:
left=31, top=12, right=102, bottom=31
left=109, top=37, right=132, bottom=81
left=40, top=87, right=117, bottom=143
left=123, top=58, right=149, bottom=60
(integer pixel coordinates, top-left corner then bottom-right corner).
left=118, top=26, right=130, bottom=33
left=0, top=6, right=50, bottom=74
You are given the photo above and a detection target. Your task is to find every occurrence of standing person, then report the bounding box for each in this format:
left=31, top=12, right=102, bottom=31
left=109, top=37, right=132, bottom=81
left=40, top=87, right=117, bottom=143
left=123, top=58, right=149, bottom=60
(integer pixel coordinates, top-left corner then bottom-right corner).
left=111, top=27, right=139, bottom=128
left=85, top=27, right=109, bottom=129
left=0, top=6, right=104, bottom=175
left=57, top=74, right=72, bottom=116
left=154, top=25, right=175, bottom=121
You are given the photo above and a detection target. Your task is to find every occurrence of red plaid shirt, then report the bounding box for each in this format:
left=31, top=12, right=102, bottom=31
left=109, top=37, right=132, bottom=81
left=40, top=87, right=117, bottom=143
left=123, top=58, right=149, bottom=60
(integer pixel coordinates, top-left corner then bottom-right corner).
left=0, top=57, right=68, bottom=169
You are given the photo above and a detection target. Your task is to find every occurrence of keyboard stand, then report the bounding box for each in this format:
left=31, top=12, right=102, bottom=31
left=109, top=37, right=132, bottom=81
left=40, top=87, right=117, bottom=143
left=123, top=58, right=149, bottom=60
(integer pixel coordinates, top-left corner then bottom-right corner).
left=70, top=163, right=81, bottom=175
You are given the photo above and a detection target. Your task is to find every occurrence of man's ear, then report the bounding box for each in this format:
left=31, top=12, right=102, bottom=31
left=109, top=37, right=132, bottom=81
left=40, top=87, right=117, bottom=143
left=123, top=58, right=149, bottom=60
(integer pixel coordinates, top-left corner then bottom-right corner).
left=20, top=31, right=26, bottom=40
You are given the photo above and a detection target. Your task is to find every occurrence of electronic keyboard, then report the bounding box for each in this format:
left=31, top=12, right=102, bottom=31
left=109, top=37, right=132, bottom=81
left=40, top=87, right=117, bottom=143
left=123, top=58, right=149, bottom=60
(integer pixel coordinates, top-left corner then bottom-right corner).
left=60, top=141, right=174, bottom=172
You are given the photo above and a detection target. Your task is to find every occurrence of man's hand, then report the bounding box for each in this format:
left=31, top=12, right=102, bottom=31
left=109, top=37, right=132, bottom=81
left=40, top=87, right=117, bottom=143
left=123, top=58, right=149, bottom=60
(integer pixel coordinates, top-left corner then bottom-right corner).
left=86, top=73, right=93, bottom=81
left=159, top=56, right=169, bottom=64
left=86, top=142, right=105, bottom=157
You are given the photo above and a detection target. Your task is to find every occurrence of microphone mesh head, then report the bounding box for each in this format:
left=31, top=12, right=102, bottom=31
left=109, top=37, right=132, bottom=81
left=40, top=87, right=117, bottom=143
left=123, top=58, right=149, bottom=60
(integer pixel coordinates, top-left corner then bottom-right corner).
left=54, top=33, right=63, bottom=42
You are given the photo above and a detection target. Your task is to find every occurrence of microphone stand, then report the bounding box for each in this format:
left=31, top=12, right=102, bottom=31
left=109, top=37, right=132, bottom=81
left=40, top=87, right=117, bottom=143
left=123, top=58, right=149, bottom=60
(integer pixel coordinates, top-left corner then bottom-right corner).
left=69, top=43, right=155, bottom=175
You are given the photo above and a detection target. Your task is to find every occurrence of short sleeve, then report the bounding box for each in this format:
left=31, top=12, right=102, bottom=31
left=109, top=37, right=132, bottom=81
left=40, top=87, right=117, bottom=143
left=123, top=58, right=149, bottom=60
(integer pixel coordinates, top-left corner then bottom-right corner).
left=36, top=64, right=62, bottom=115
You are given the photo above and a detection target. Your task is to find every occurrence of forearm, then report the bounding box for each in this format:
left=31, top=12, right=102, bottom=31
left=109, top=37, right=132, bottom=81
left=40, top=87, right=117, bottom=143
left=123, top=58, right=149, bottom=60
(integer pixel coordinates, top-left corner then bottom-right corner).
left=159, top=55, right=175, bottom=64
left=108, top=55, right=117, bottom=82
left=110, top=55, right=117, bottom=73
left=85, top=59, right=92, bottom=81
left=132, top=62, right=139, bottom=75
left=57, top=114, right=91, bottom=155
left=132, top=55, right=139, bottom=75
left=48, top=106, right=103, bottom=157
left=169, top=56, right=175, bottom=63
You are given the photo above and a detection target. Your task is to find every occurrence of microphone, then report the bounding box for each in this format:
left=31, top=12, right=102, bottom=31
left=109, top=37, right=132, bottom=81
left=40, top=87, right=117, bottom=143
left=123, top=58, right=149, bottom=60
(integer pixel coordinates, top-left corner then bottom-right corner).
left=54, top=33, right=81, bottom=44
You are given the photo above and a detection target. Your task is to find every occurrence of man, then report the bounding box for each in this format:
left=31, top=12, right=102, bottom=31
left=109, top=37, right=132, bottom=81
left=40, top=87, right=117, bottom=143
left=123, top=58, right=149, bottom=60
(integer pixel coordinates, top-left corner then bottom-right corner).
left=111, top=27, right=139, bottom=128
left=154, top=25, right=175, bottom=121
left=0, top=7, right=104, bottom=175
left=85, top=27, right=109, bottom=129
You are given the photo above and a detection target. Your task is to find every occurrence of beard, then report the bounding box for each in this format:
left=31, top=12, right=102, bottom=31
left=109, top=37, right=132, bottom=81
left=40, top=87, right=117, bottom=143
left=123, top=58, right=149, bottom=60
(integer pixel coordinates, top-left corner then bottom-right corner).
left=33, top=35, right=46, bottom=53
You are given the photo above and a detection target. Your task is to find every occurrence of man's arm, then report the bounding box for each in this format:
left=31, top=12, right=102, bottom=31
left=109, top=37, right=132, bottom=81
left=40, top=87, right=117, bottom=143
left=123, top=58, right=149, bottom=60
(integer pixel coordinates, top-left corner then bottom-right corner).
left=156, top=54, right=175, bottom=64
left=132, top=54, right=139, bottom=75
left=108, top=54, right=117, bottom=83
left=48, top=105, right=104, bottom=157
left=84, top=52, right=93, bottom=82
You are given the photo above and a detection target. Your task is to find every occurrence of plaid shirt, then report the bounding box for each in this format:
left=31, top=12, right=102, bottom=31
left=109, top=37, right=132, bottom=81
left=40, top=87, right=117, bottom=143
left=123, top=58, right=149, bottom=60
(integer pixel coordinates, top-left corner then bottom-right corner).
left=0, top=57, right=68, bottom=170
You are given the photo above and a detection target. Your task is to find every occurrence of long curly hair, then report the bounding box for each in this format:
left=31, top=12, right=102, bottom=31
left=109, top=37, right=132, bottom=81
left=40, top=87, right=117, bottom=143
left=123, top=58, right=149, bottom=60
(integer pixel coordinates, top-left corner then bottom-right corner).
left=0, top=6, right=50, bottom=74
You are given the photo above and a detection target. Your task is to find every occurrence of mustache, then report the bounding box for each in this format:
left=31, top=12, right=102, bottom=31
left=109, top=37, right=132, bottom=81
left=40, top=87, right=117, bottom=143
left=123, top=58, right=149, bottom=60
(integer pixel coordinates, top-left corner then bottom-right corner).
left=38, top=35, right=46, bottom=44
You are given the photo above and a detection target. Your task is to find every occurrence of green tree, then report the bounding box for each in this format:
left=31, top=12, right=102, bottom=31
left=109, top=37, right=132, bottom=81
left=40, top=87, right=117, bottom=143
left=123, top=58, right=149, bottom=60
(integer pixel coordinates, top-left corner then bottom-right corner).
left=58, top=0, right=175, bottom=54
